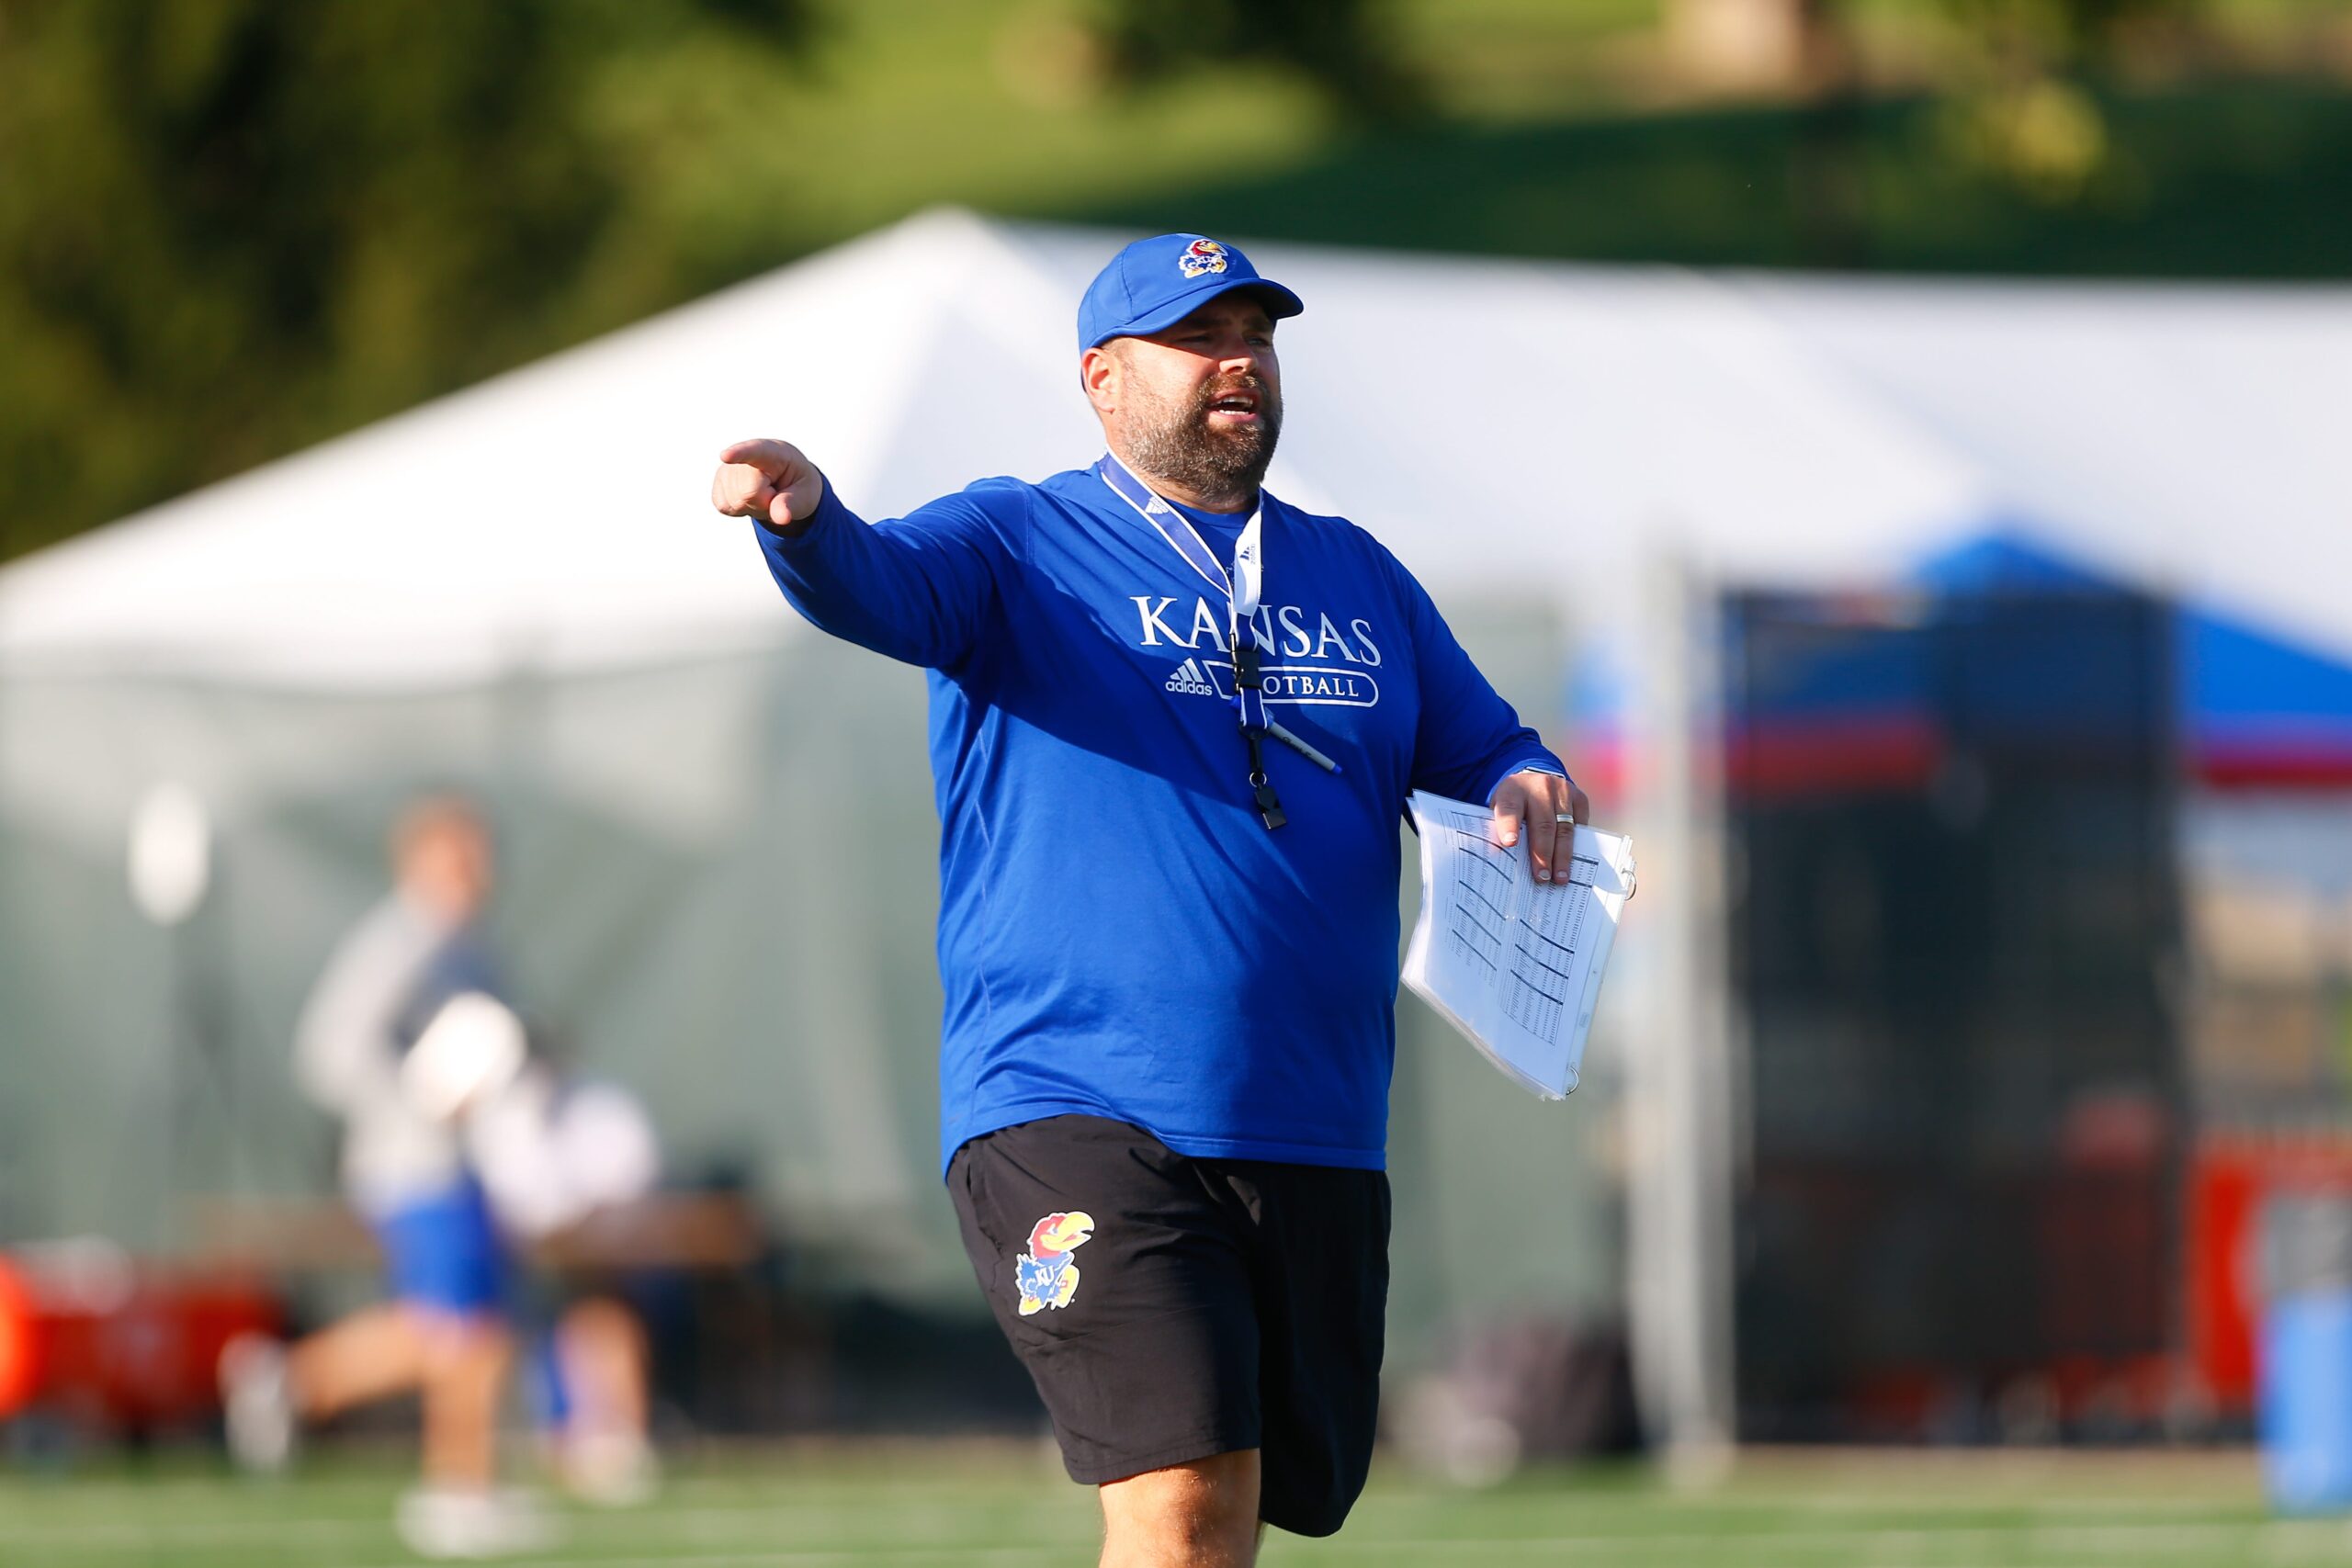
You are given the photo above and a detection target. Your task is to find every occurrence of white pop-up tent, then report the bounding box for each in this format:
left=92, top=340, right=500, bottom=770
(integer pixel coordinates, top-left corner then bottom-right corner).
left=5, top=208, right=2349, bottom=1443
left=9, top=207, right=2349, bottom=686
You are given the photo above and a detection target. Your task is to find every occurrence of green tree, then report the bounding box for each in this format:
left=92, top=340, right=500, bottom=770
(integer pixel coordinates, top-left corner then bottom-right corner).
left=1939, top=0, right=2197, bottom=73
left=0, top=0, right=808, bottom=559
left=1083, top=0, right=1419, bottom=122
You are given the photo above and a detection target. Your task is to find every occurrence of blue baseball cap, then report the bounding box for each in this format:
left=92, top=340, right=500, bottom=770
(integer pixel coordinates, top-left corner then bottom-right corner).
left=1077, top=233, right=1305, bottom=352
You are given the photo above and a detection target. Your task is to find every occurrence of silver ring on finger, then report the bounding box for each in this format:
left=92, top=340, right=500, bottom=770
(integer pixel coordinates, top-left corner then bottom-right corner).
left=1554, top=813, right=1577, bottom=824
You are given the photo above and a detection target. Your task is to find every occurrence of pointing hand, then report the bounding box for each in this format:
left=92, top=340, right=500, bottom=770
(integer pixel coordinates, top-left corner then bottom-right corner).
left=713, top=438, right=826, bottom=532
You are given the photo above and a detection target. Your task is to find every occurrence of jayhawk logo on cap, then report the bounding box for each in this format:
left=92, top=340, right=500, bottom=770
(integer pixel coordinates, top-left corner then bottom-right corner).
left=1177, top=239, right=1229, bottom=279
left=1013, top=1210, right=1096, bottom=1316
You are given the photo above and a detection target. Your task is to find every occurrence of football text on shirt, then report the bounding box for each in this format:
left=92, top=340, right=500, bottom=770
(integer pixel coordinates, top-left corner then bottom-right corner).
left=1136, top=595, right=1385, bottom=709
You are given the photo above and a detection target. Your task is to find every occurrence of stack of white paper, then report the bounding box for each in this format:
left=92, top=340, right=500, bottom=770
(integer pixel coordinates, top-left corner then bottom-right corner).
left=1401, top=791, right=1637, bottom=1100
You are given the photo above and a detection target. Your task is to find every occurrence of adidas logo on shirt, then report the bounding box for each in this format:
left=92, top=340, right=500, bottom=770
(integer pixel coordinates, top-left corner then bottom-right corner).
left=1164, top=659, right=1218, bottom=697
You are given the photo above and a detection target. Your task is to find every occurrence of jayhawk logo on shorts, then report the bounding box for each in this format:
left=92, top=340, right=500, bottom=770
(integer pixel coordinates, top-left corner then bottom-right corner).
left=1014, top=1210, right=1096, bottom=1316
left=1177, top=239, right=1229, bottom=279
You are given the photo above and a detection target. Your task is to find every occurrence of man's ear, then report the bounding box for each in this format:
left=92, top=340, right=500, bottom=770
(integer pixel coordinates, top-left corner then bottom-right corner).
left=1080, top=343, right=1120, bottom=415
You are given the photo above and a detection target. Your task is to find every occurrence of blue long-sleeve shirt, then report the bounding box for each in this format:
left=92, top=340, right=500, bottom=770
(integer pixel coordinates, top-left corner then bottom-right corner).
left=755, top=464, right=1565, bottom=1172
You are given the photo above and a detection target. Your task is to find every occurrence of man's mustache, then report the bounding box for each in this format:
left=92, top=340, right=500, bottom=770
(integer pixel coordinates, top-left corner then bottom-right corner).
left=1192, top=377, right=1279, bottom=419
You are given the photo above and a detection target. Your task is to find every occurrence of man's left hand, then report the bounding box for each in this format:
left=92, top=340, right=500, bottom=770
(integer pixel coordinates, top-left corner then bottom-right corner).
left=1489, top=769, right=1590, bottom=886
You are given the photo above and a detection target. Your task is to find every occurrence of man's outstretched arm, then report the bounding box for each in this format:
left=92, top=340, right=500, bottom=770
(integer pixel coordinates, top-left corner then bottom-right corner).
left=712, top=438, right=1002, bottom=672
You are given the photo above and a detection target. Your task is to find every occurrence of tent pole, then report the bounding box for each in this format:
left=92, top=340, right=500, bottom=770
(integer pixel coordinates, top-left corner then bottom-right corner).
left=1625, top=550, right=1738, bottom=1471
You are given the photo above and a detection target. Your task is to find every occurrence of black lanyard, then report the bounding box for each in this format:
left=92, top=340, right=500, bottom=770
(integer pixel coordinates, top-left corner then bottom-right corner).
left=1096, top=455, right=1337, bottom=828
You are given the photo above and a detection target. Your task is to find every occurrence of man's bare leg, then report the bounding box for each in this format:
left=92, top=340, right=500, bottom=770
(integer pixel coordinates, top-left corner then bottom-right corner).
left=418, top=1313, right=512, bottom=1490
left=551, top=1296, right=658, bottom=1503
left=285, top=1303, right=427, bottom=1418
left=1098, top=1450, right=1261, bottom=1568
left=555, top=1297, right=649, bottom=1440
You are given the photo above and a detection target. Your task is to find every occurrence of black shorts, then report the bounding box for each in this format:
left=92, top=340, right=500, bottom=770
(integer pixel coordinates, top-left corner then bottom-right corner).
left=948, top=1114, right=1389, bottom=1538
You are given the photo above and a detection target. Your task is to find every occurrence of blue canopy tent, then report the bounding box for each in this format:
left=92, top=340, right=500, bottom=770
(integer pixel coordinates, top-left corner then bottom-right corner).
left=1709, top=529, right=2352, bottom=799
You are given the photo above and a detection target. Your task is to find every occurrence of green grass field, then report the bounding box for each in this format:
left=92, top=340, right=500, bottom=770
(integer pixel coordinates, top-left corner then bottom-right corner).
left=0, top=1444, right=2334, bottom=1568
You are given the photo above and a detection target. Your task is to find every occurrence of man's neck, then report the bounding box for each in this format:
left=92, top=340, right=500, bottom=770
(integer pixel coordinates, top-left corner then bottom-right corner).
left=1108, top=444, right=1257, bottom=515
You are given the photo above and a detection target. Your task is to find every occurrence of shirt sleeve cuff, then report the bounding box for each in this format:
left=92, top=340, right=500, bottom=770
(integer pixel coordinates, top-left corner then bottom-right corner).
left=753, top=476, right=849, bottom=547
left=1482, top=757, right=1569, bottom=807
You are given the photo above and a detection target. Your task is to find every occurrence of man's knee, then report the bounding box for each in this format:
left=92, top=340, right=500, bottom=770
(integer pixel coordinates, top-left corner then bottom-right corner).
left=1098, top=1450, right=1260, bottom=1566
left=412, top=1309, right=508, bottom=1374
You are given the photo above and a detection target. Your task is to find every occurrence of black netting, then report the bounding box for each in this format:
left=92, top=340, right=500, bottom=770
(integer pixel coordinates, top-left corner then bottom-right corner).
left=1724, top=584, right=2185, bottom=1440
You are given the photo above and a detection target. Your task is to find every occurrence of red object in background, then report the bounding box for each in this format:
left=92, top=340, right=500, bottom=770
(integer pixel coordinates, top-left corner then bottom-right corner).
left=2184, top=1135, right=2352, bottom=1413
left=0, top=1258, right=37, bottom=1416
left=1724, top=712, right=1946, bottom=800
left=2195, top=733, right=2352, bottom=792
left=4, top=1249, right=281, bottom=1436
left=1569, top=728, right=1630, bottom=809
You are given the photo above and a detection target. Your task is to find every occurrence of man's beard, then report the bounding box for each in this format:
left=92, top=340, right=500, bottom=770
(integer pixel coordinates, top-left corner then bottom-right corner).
left=1123, top=373, right=1283, bottom=510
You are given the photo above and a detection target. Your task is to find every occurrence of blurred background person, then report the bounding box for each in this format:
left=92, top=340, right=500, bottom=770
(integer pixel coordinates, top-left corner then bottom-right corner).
left=464, top=1041, right=666, bottom=1506
left=220, top=796, right=548, bottom=1559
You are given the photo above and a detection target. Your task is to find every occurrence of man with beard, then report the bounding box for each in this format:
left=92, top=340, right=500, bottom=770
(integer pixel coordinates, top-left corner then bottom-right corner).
left=711, top=233, right=1585, bottom=1567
